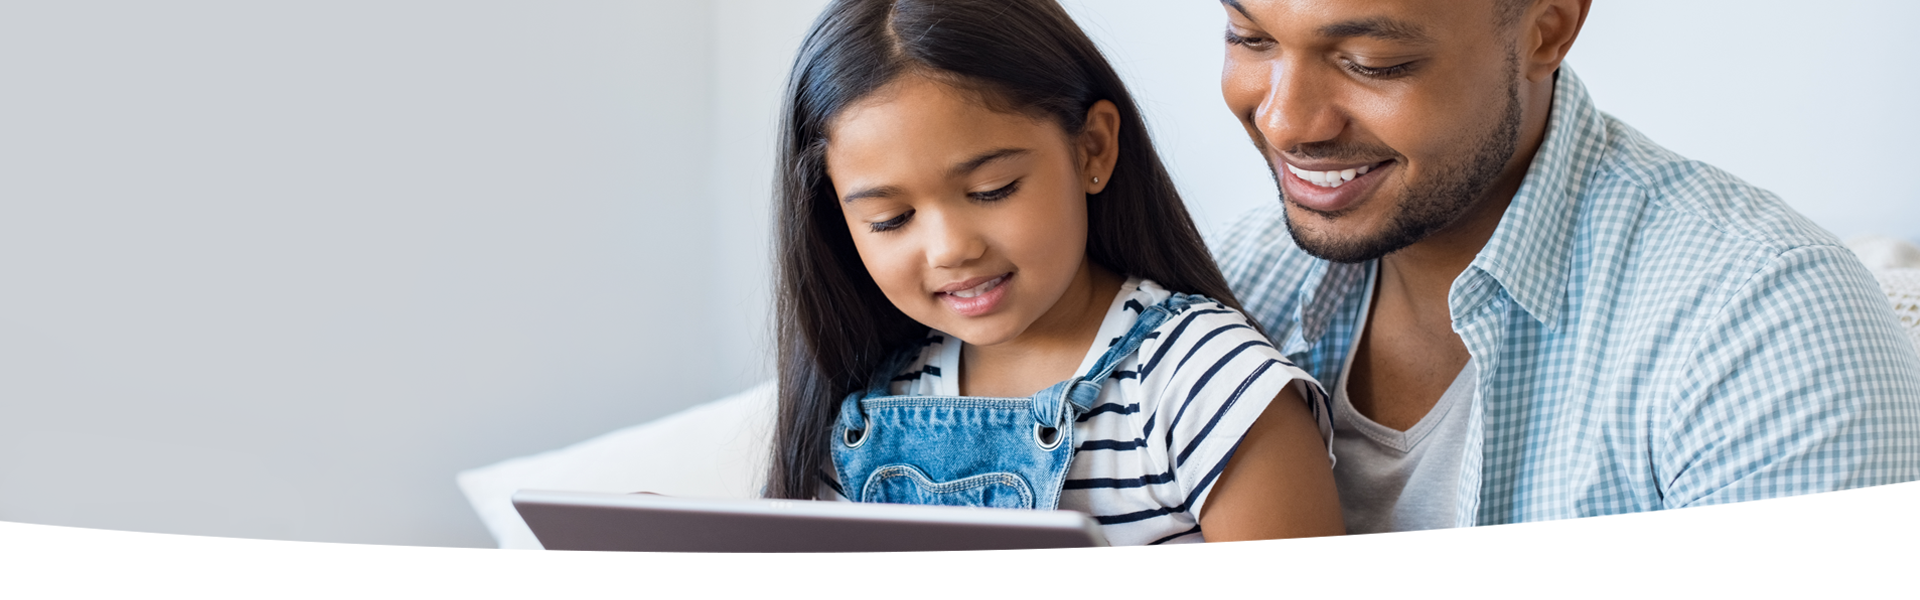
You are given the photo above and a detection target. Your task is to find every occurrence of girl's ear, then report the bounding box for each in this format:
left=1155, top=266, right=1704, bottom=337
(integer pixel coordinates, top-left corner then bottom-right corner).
left=1078, top=100, right=1121, bottom=195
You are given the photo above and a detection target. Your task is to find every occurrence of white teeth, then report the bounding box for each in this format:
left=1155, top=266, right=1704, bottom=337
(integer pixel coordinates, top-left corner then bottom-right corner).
left=949, top=276, right=1004, bottom=298
left=1286, top=163, right=1376, bottom=189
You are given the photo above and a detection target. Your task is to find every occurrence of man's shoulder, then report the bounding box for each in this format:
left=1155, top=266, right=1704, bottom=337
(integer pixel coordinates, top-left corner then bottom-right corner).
left=1585, top=113, right=1842, bottom=260
left=1554, top=115, right=1903, bottom=348
left=1473, top=106, right=1920, bottom=511
left=1549, top=112, right=1888, bottom=332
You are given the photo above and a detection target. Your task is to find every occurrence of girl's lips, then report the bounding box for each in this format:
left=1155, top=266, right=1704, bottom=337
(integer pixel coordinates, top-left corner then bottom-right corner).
left=936, top=272, right=1012, bottom=317
left=1281, top=160, right=1394, bottom=215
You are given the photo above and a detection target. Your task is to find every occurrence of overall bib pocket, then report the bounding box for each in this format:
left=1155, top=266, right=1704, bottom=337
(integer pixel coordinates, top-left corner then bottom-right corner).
left=863, top=466, right=1035, bottom=509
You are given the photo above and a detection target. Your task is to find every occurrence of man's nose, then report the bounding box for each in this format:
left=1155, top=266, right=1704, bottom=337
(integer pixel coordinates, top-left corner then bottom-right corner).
left=1255, top=59, right=1345, bottom=153
left=923, top=210, right=985, bottom=269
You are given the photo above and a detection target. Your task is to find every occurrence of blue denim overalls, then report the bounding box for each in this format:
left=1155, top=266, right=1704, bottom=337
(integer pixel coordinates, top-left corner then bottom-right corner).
left=831, top=293, right=1202, bottom=510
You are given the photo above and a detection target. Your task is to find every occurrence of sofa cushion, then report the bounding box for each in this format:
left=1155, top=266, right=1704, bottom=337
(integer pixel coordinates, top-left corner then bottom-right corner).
left=455, top=382, right=775, bottom=549
left=1874, top=268, right=1920, bottom=351
left=1850, top=236, right=1920, bottom=352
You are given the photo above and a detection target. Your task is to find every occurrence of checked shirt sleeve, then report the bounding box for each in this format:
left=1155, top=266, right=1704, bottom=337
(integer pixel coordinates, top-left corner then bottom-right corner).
left=1661, top=244, right=1920, bottom=507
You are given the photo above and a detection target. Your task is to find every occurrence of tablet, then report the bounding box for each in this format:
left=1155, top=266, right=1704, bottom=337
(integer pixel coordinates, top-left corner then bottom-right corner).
left=512, top=489, right=1110, bottom=552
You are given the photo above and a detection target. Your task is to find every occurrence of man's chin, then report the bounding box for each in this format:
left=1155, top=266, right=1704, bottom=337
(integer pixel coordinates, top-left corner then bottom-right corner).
left=1282, top=204, right=1416, bottom=264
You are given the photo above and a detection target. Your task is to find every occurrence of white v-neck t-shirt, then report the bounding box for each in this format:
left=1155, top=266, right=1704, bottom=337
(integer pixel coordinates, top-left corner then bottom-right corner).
left=821, top=277, right=1331, bottom=545
left=1329, top=265, right=1476, bottom=534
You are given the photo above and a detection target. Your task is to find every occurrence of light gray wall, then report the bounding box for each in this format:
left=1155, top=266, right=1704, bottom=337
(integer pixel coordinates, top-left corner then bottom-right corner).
left=1577, top=0, right=1920, bottom=242
left=0, top=1, right=725, bottom=547
left=704, top=0, right=834, bottom=391
left=2, top=1, right=1912, bottom=548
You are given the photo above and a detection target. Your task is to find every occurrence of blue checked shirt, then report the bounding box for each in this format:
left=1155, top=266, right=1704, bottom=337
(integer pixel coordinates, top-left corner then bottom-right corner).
left=1216, top=67, right=1920, bottom=527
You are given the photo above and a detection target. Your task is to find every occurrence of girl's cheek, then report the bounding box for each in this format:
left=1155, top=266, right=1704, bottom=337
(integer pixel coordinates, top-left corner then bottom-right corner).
left=862, top=244, right=919, bottom=301
left=1019, top=190, right=1088, bottom=266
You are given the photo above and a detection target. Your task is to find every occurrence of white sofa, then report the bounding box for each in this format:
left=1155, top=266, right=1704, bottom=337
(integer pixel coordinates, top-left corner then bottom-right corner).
left=458, top=238, right=1920, bottom=549
left=456, top=382, right=777, bottom=549
left=1852, top=235, right=1920, bottom=348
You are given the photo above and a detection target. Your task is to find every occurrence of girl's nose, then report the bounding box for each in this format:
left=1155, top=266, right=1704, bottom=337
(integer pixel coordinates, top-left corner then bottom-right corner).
left=923, top=213, right=986, bottom=269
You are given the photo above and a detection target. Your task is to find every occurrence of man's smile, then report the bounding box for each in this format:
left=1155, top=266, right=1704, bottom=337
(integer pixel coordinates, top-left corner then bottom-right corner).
left=1280, top=158, right=1398, bottom=216
left=1284, top=160, right=1387, bottom=189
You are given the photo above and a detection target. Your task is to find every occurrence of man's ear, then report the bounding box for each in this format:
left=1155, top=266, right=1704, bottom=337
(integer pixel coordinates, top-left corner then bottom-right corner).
left=1520, top=0, right=1591, bottom=82
left=1079, top=100, right=1121, bottom=195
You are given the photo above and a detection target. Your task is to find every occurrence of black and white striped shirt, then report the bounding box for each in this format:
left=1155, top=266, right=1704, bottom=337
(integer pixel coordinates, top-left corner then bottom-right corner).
left=823, top=277, right=1330, bottom=545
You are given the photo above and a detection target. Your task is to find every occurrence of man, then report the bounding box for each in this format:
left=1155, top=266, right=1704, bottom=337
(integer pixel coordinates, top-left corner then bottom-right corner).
left=1212, top=0, right=1920, bottom=533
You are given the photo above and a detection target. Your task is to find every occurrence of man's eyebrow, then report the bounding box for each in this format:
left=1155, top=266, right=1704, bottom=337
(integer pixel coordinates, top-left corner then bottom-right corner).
left=1318, top=17, right=1433, bottom=43
left=1220, top=0, right=1252, bottom=20
left=948, top=148, right=1029, bottom=179
left=1217, top=3, right=1430, bottom=45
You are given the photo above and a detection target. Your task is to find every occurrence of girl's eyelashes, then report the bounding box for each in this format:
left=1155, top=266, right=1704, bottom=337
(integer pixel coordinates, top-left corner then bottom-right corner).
left=863, top=179, right=1018, bottom=233
left=968, top=179, right=1021, bottom=203
left=869, top=209, right=913, bottom=233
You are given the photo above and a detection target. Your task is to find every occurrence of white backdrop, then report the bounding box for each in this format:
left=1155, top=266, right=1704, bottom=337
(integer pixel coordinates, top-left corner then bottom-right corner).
left=1, top=1, right=1913, bottom=548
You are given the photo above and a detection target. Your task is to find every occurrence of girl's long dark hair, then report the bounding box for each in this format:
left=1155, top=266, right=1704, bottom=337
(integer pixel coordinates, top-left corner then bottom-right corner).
left=768, top=0, right=1244, bottom=499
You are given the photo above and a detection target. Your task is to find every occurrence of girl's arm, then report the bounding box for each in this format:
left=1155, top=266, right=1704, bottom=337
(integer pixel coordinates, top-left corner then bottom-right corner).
left=1198, top=385, right=1345, bottom=540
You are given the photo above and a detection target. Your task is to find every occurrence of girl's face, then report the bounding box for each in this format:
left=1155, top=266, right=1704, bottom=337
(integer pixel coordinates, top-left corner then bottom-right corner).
left=825, top=75, right=1118, bottom=349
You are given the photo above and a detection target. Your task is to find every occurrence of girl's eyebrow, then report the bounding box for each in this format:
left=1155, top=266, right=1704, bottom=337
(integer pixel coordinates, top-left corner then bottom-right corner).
left=842, top=148, right=1031, bottom=204
left=948, top=148, right=1030, bottom=178
left=842, top=184, right=903, bottom=204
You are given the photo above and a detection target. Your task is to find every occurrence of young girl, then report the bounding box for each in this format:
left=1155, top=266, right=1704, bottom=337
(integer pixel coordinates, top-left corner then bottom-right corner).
left=767, top=0, right=1343, bottom=544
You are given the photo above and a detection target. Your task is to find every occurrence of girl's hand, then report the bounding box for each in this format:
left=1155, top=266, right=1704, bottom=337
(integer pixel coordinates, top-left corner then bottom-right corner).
left=1197, top=386, right=1345, bottom=540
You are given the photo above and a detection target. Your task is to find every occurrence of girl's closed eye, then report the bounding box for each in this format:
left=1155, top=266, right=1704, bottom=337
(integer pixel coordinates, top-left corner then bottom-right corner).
left=968, top=179, right=1021, bottom=203
left=862, top=178, right=1021, bottom=233
left=869, top=210, right=913, bottom=233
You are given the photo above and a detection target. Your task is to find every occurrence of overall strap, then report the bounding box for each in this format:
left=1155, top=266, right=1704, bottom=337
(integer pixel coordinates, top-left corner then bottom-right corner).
left=1045, top=293, right=1206, bottom=419
left=838, top=345, right=923, bottom=433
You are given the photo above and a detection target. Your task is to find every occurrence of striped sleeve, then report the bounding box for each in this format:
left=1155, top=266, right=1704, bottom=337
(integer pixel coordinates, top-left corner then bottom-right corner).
left=1136, top=301, right=1330, bottom=520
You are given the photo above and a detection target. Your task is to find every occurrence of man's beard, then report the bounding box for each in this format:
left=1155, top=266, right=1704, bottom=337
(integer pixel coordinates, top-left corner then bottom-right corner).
left=1277, top=69, right=1525, bottom=265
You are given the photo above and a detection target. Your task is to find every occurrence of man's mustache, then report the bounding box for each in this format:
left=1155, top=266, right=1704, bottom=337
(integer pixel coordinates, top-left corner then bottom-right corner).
left=1280, top=141, right=1399, bottom=163
left=1247, top=131, right=1401, bottom=165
